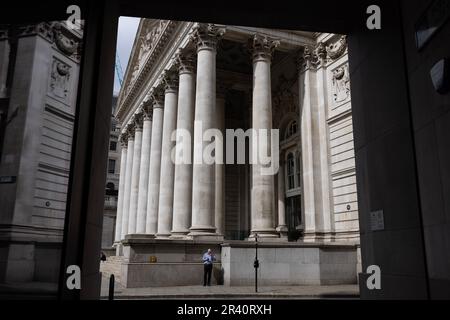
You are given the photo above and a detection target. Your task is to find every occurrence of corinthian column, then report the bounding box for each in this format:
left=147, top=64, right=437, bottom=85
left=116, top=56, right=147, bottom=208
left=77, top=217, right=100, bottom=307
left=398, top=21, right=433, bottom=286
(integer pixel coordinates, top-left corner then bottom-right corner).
left=121, top=124, right=135, bottom=239
left=189, top=23, right=225, bottom=238
left=135, top=102, right=153, bottom=234
left=145, top=88, right=165, bottom=235
left=249, top=34, right=279, bottom=238
left=127, top=113, right=143, bottom=234
left=114, top=134, right=128, bottom=245
left=171, top=52, right=196, bottom=238
left=156, top=71, right=179, bottom=238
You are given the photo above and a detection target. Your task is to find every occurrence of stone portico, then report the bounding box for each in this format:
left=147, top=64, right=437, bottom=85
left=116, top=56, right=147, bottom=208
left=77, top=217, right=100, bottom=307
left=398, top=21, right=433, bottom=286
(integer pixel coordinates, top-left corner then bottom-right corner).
left=114, top=19, right=359, bottom=287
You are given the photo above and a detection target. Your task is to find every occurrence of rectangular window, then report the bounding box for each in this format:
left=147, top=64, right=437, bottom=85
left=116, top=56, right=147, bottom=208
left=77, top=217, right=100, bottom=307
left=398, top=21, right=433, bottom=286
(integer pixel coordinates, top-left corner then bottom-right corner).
left=109, top=141, right=117, bottom=151
left=296, top=154, right=301, bottom=188
left=287, top=153, right=296, bottom=190
left=108, top=159, right=116, bottom=174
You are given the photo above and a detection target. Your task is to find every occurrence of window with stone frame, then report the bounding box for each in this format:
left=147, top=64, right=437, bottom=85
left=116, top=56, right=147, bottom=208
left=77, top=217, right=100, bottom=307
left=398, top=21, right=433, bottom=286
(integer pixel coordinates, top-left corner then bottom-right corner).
left=286, top=152, right=296, bottom=190
left=108, top=159, right=116, bottom=174
left=295, top=151, right=301, bottom=188
left=285, top=119, right=298, bottom=140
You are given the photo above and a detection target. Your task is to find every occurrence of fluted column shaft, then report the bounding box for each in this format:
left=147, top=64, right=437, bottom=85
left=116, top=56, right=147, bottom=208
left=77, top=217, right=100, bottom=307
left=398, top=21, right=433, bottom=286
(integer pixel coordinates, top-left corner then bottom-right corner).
left=190, top=24, right=225, bottom=236
left=145, top=95, right=164, bottom=235
left=136, top=110, right=152, bottom=233
left=157, top=75, right=178, bottom=238
left=171, top=54, right=196, bottom=237
left=128, top=116, right=143, bottom=234
left=250, top=35, right=279, bottom=238
left=121, top=131, right=134, bottom=239
left=114, top=138, right=128, bottom=243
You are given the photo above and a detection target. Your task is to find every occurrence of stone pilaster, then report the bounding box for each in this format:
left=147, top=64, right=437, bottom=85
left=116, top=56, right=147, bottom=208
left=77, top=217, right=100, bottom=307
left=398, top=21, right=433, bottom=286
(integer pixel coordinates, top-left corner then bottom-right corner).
left=189, top=23, right=225, bottom=238
left=171, top=51, right=196, bottom=238
left=135, top=101, right=153, bottom=234
left=121, top=124, right=135, bottom=239
left=145, top=87, right=165, bottom=235
left=249, top=34, right=279, bottom=238
left=114, top=133, right=128, bottom=245
left=297, top=45, right=334, bottom=242
left=156, top=71, right=179, bottom=238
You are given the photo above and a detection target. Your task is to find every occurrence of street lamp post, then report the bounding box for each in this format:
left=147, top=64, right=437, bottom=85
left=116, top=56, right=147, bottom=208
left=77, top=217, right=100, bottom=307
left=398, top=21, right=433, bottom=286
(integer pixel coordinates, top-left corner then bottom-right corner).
left=253, top=233, right=259, bottom=293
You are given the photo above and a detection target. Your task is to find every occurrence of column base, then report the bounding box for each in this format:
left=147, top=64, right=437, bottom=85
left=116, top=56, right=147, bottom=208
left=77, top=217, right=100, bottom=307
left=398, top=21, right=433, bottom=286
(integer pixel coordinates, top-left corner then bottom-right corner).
left=189, top=234, right=224, bottom=241
left=156, top=233, right=172, bottom=239
left=124, top=234, right=156, bottom=240
left=302, top=231, right=335, bottom=242
left=276, top=225, right=289, bottom=238
left=249, top=228, right=279, bottom=239
left=170, top=228, right=190, bottom=239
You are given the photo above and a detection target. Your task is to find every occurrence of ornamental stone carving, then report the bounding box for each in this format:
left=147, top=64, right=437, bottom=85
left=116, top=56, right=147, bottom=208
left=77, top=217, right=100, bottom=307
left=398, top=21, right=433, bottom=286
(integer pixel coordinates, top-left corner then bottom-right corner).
left=326, top=35, right=347, bottom=60
left=119, top=132, right=129, bottom=147
left=49, top=58, right=71, bottom=100
left=53, top=23, right=78, bottom=55
left=331, top=64, right=350, bottom=103
left=174, top=50, right=196, bottom=74
left=161, top=70, right=179, bottom=92
left=189, top=23, right=226, bottom=51
left=248, top=34, right=280, bottom=61
left=133, top=112, right=144, bottom=131
left=149, top=86, right=165, bottom=107
left=142, top=97, right=153, bottom=120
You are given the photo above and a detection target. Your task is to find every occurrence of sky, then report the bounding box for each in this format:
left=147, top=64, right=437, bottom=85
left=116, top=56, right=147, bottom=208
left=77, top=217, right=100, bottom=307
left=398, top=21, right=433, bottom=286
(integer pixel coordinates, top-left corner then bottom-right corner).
left=113, top=16, right=140, bottom=95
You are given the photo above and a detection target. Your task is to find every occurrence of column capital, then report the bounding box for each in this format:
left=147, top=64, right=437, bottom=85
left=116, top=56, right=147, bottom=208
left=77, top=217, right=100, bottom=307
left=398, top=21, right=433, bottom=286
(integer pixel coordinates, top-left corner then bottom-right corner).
left=161, top=70, right=179, bottom=93
left=149, top=86, right=165, bottom=107
left=119, top=132, right=129, bottom=147
left=174, top=50, right=196, bottom=74
left=298, top=44, right=326, bottom=72
left=126, top=122, right=135, bottom=139
left=248, top=34, right=280, bottom=62
left=133, top=112, right=144, bottom=131
left=190, top=23, right=226, bottom=52
left=141, top=98, right=153, bottom=121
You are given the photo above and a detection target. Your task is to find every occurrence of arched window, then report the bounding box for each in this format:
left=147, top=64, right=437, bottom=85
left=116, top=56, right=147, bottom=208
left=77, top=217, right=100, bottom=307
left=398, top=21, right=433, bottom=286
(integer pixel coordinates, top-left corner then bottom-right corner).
left=106, top=182, right=115, bottom=190
left=285, top=120, right=298, bottom=140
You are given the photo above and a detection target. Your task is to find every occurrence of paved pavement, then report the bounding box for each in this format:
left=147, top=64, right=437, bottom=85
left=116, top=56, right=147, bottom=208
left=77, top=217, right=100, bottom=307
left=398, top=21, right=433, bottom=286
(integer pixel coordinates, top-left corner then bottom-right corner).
left=100, top=275, right=360, bottom=300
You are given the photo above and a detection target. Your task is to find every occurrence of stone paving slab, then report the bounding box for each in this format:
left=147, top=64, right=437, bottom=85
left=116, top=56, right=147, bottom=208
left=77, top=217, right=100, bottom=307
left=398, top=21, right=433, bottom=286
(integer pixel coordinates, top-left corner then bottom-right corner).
left=100, top=275, right=359, bottom=300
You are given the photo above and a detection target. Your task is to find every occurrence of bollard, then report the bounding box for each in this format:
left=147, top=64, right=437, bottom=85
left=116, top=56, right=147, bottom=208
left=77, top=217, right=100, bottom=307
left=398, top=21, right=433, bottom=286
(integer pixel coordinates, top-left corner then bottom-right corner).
left=254, top=233, right=259, bottom=293
left=108, top=274, right=115, bottom=300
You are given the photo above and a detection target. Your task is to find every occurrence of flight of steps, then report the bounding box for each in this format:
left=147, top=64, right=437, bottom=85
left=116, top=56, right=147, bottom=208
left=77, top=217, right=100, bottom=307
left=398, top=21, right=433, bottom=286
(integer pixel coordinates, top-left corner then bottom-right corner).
left=100, top=255, right=123, bottom=284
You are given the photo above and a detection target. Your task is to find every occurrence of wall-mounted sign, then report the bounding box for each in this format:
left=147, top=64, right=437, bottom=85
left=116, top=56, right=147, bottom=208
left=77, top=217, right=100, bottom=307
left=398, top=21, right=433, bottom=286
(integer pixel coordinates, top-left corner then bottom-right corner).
left=415, top=0, right=450, bottom=50
left=0, top=176, right=16, bottom=184
left=370, top=210, right=385, bottom=231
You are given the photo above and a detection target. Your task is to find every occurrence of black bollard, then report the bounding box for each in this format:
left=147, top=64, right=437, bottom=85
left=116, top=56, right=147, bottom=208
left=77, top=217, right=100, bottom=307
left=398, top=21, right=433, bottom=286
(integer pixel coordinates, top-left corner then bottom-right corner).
left=108, top=274, right=115, bottom=300
left=254, top=233, right=259, bottom=293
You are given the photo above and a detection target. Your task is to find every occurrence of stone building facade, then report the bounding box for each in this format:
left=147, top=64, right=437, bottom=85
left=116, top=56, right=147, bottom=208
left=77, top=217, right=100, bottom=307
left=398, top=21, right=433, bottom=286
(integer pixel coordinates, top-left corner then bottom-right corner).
left=0, top=22, right=82, bottom=284
left=114, top=19, right=360, bottom=287
left=116, top=19, right=358, bottom=242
